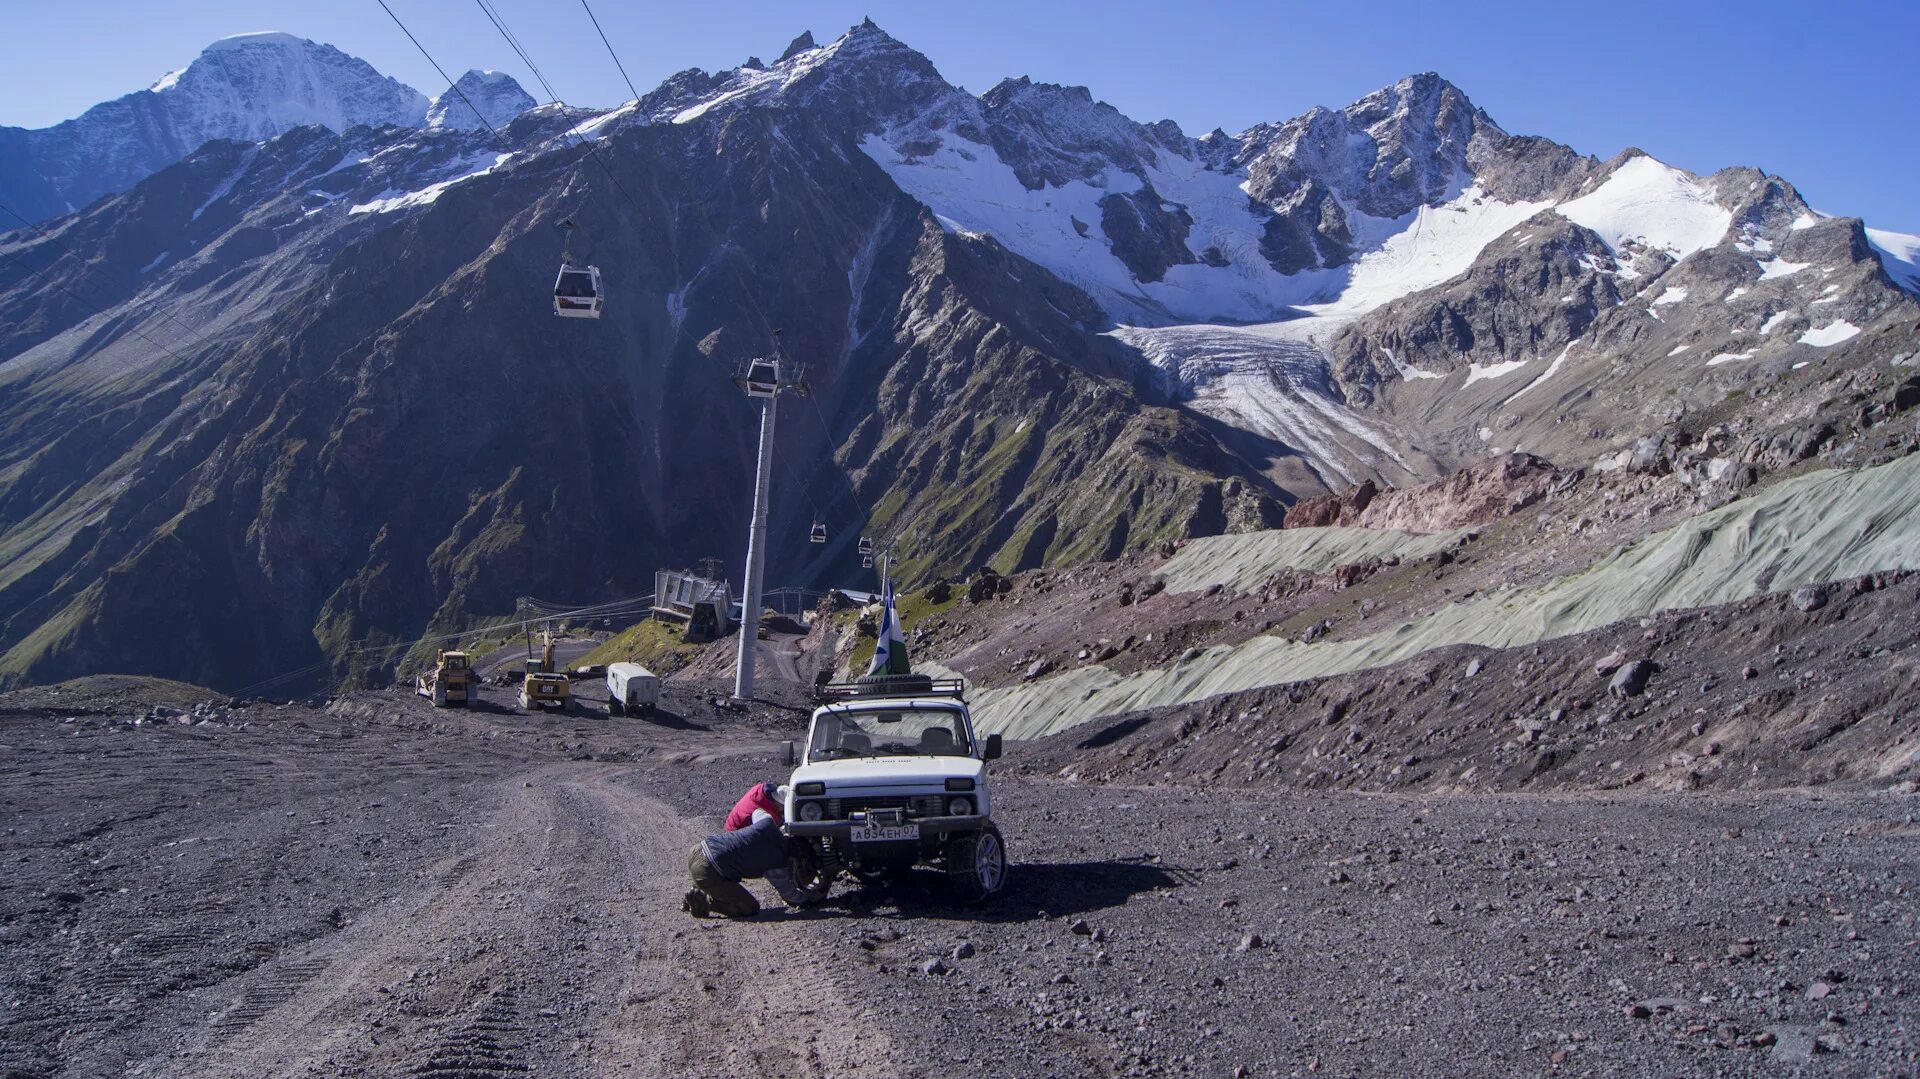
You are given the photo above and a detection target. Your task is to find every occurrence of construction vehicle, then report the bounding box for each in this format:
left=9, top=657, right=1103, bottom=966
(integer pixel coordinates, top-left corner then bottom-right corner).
left=518, top=626, right=572, bottom=713
left=415, top=650, right=475, bottom=707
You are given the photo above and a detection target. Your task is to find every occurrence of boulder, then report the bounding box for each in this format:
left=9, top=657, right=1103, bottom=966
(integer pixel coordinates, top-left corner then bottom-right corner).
left=1608, top=659, right=1658, bottom=699
left=1628, top=435, right=1671, bottom=475
left=1790, top=585, right=1828, bottom=612
left=967, top=571, right=1003, bottom=603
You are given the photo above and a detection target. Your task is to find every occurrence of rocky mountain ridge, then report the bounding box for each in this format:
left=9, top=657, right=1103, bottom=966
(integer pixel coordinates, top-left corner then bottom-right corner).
left=0, top=21, right=1913, bottom=695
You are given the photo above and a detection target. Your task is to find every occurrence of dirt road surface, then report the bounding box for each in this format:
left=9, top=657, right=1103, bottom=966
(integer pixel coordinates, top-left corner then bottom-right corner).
left=3, top=676, right=1916, bottom=1077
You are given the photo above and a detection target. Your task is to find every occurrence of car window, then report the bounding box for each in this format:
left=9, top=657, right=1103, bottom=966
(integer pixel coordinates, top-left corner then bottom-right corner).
left=808, top=706, right=972, bottom=760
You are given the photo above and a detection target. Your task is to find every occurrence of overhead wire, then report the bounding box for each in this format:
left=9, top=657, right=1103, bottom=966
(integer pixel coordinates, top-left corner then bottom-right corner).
left=375, top=0, right=509, bottom=147
left=580, top=0, right=643, bottom=102
left=462, top=0, right=647, bottom=211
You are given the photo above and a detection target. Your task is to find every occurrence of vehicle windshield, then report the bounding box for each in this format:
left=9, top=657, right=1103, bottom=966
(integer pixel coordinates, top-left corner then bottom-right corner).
left=808, top=705, right=973, bottom=761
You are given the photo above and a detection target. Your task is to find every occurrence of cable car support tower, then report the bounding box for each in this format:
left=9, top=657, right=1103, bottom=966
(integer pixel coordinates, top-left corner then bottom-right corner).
left=733, top=342, right=805, bottom=701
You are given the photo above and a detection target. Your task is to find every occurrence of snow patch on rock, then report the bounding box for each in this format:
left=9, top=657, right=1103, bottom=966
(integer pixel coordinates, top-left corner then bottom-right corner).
left=1557, top=156, right=1731, bottom=258
left=1798, top=321, right=1860, bottom=348
left=349, top=151, right=514, bottom=214
left=1465, top=358, right=1528, bottom=385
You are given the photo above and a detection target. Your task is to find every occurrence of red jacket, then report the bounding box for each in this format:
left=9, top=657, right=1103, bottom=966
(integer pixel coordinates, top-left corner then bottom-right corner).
left=725, top=782, right=782, bottom=831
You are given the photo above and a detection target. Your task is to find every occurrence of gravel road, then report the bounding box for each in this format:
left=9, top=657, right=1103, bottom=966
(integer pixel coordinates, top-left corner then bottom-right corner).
left=2, top=677, right=1915, bottom=1077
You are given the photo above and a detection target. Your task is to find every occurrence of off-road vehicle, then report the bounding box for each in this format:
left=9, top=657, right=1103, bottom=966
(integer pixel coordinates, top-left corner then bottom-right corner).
left=782, top=676, right=1007, bottom=902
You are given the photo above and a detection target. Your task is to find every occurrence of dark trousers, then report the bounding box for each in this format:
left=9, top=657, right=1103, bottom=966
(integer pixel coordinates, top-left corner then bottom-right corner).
left=688, top=843, right=760, bottom=917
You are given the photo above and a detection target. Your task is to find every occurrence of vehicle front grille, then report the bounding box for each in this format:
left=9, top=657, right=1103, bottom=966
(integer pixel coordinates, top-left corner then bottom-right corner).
left=826, top=795, right=949, bottom=820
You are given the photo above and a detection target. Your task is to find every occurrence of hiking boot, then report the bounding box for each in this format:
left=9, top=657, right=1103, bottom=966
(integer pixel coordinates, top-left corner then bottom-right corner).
left=681, top=889, right=710, bottom=919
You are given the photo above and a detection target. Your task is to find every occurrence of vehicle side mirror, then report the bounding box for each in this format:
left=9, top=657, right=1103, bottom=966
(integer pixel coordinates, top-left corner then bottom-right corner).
left=779, top=740, right=796, bottom=766
left=982, top=734, right=1002, bottom=761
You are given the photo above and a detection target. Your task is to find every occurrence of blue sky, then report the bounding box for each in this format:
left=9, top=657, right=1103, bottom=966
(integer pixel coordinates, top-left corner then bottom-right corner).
left=3, top=0, right=1915, bottom=232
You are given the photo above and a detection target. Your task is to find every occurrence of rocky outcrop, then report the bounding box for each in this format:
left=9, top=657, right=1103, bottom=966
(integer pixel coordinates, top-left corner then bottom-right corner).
left=1356, top=454, right=1560, bottom=533
left=1099, top=184, right=1195, bottom=282
left=1327, top=213, right=1622, bottom=398
left=1236, top=74, right=1597, bottom=273
left=1282, top=454, right=1561, bottom=534
left=1283, top=480, right=1377, bottom=529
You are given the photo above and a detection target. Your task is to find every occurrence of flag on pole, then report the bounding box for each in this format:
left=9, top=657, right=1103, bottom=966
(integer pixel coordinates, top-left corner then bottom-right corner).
left=867, top=583, right=911, bottom=676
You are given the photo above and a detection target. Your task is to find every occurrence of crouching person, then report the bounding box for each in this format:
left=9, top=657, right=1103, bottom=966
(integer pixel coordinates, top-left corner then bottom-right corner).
left=682, top=807, right=810, bottom=919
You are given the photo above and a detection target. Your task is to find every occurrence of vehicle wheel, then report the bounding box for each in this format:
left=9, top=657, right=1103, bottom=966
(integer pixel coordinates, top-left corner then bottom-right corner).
left=609, top=696, right=624, bottom=717
left=946, top=824, right=1008, bottom=903
left=789, top=849, right=836, bottom=905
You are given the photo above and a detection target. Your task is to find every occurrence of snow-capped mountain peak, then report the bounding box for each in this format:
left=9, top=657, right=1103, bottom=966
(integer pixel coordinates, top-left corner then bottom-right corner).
left=142, top=32, right=427, bottom=143
left=203, top=30, right=310, bottom=53
left=1, top=31, right=429, bottom=224
left=427, top=70, right=536, bottom=131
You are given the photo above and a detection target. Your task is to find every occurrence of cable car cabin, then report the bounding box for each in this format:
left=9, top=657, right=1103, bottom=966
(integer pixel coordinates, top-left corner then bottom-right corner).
left=553, top=264, right=603, bottom=319
left=810, top=523, right=827, bottom=544
left=857, top=537, right=874, bottom=557
left=743, top=357, right=780, bottom=397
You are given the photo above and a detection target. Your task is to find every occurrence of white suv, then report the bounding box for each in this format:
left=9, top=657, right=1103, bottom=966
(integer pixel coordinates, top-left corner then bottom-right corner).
left=782, top=677, right=1007, bottom=902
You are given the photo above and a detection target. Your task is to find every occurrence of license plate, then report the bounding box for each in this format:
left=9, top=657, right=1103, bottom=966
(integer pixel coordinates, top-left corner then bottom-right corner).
left=850, top=822, right=919, bottom=843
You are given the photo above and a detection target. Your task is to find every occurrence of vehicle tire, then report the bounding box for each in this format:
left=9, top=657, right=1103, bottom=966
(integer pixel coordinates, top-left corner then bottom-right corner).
left=788, top=848, right=836, bottom=905
left=609, top=696, right=625, bottom=717
left=946, top=823, right=1008, bottom=903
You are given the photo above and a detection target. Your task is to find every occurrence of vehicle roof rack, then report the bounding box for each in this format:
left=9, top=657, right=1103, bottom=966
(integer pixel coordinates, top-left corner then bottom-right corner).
left=815, top=674, right=966, bottom=702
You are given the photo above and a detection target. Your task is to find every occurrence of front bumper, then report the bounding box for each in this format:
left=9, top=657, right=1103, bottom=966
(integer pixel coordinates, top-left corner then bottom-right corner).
left=787, top=814, right=986, bottom=839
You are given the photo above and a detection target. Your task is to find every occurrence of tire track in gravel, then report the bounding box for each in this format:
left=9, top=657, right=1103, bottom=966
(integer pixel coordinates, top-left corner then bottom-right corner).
left=570, top=770, right=901, bottom=1078
left=153, top=762, right=901, bottom=1078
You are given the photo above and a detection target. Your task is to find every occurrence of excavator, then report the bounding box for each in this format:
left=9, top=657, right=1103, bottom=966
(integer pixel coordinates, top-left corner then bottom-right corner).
left=518, top=626, right=572, bottom=713
left=416, top=650, right=475, bottom=707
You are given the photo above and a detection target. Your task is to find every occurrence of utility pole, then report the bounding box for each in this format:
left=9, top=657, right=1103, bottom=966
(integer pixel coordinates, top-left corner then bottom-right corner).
left=734, top=344, right=802, bottom=701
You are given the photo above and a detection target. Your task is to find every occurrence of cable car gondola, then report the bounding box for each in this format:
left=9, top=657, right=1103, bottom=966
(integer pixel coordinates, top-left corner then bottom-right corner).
left=809, top=522, right=826, bottom=544
left=552, top=218, right=602, bottom=319
left=742, top=357, right=781, bottom=398
left=553, top=264, right=602, bottom=319
left=857, top=536, right=874, bottom=558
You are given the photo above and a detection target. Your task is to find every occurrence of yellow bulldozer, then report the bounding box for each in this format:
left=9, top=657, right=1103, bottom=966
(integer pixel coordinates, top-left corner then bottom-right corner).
left=415, top=650, right=475, bottom=708
left=518, top=627, right=572, bottom=713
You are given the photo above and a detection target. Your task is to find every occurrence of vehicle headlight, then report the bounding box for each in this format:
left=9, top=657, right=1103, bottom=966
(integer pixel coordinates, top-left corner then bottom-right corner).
left=797, top=800, right=824, bottom=822
left=947, top=797, right=973, bottom=817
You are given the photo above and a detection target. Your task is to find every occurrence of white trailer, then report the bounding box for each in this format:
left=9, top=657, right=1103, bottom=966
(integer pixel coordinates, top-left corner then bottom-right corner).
left=606, top=662, right=660, bottom=716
